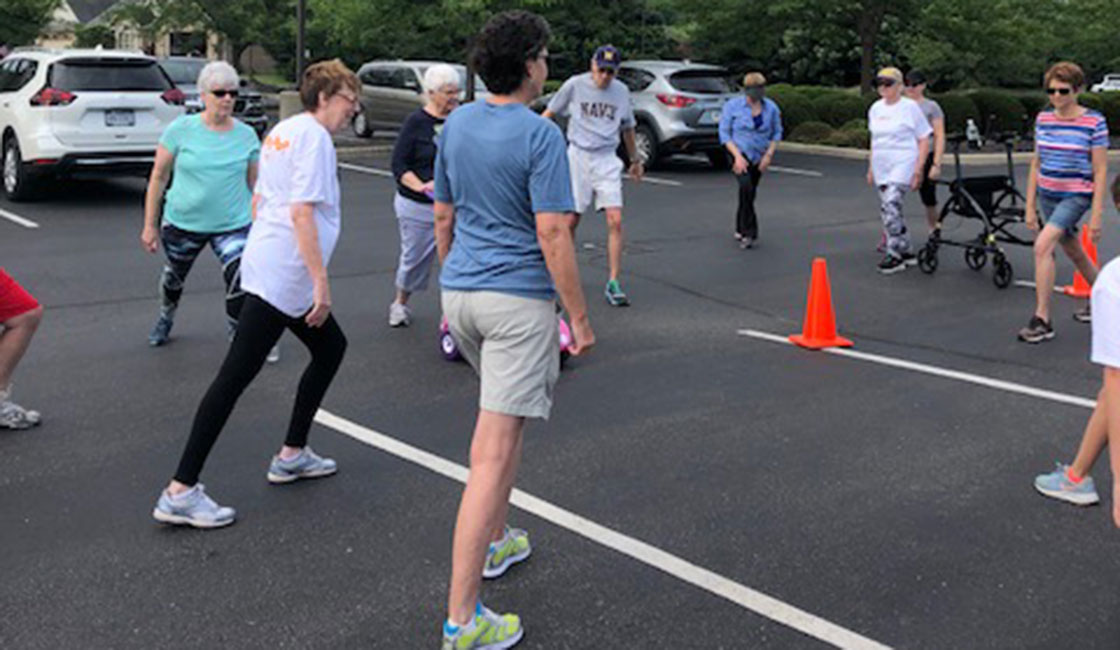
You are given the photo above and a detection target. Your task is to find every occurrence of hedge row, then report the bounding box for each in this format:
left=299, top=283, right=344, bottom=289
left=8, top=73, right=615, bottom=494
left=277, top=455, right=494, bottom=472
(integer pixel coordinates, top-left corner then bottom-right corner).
left=767, top=84, right=1120, bottom=146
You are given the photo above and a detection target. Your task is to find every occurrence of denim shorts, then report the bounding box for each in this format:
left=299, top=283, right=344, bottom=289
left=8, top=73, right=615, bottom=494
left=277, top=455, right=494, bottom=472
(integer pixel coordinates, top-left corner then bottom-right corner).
left=1039, top=193, right=1091, bottom=237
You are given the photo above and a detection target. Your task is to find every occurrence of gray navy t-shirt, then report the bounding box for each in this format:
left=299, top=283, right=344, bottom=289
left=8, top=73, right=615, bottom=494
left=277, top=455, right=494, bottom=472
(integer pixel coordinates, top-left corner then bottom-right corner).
left=546, top=72, right=635, bottom=152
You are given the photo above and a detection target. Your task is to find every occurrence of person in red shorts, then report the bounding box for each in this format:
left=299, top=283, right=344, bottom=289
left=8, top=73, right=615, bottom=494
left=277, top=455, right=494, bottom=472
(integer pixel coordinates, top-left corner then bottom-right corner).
left=0, top=269, right=43, bottom=430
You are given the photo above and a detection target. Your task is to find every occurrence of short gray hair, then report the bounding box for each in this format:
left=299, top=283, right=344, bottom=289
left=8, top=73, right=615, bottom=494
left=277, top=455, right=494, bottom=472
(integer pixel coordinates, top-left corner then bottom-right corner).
left=423, top=64, right=460, bottom=94
left=197, top=61, right=239, bottom=93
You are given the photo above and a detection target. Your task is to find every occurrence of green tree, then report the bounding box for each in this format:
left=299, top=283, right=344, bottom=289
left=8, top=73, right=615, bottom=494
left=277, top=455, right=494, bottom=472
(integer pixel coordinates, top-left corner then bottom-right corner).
left=0, top=0, right=61, bottom=47
left=74, top=23, right=116, bottom=48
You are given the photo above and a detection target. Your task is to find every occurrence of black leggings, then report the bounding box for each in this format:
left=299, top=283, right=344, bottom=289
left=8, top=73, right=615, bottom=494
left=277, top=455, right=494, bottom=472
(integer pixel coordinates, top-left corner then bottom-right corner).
left=735, top=162, right=763, bottom=239
left=173, top=294, right=348, bottom=486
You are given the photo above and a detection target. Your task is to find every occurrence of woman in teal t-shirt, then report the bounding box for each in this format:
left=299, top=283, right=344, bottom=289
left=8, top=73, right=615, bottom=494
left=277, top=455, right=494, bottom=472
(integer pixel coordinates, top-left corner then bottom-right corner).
left=140, top=61, right=265, bottom=354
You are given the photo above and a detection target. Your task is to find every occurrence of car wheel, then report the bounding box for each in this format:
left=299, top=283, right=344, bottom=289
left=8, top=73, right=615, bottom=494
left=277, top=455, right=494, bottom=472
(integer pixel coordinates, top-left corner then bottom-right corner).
left=634, top=123, right=659, bottom=169
left=352, top=111, right=372, bottom=138
left=2, top=135, right=35, bottom=202
left=706, top=149, right=731, bottom=170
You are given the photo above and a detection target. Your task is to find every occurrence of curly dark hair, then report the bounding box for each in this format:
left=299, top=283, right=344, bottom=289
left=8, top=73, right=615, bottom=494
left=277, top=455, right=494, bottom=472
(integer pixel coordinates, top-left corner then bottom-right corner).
left=469, top=10, right=551, bottom=95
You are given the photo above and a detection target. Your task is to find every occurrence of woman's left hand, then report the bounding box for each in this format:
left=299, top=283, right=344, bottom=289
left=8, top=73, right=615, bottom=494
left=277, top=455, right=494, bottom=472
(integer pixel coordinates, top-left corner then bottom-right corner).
left=910, top=171, right=923, bottom=190
left=928, top=164, right=941, bottom=181
left=628, top=160, right=644, bottom=181
left=759, top=155, right=772, bottom=173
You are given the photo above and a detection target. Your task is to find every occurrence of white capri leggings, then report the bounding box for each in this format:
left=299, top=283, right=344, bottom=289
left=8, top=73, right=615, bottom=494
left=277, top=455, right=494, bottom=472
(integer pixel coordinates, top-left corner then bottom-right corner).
left=393, top=193, right=437, bottom=293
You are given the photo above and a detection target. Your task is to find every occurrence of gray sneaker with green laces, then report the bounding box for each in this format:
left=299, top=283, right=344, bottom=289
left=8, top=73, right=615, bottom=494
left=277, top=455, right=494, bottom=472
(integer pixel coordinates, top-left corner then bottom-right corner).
left=604, top=279, right=630, bottom=306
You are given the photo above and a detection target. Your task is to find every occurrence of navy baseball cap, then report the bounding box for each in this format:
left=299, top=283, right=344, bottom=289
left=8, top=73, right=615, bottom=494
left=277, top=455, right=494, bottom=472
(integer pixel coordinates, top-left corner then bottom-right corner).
left=593, top=45, right=621, bottom=70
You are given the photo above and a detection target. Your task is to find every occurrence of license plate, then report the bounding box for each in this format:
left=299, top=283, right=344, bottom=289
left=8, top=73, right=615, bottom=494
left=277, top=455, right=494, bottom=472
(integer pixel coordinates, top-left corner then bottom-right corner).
left=105, top=109, right=135, bottom=127
left=699, top=109, right=721, bottom=125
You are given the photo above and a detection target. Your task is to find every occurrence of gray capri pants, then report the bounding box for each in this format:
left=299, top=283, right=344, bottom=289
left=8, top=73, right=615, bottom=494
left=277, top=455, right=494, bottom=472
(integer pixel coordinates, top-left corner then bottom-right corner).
left=393, top=193, right=437, bottom=293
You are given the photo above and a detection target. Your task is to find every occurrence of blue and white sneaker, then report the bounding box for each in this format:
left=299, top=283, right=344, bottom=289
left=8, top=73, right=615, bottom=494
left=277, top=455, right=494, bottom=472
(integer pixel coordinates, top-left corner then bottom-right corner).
left=1034, top=463, right=1100, bottom=505
left=267, top=446, right=337, bottom=484
left=148, top=315, right=173, bottom=347
left=152, top=484, right=236, bottom=528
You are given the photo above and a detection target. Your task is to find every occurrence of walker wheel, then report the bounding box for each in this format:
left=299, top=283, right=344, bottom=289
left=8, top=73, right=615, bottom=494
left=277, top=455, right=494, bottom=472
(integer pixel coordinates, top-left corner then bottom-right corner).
left=992, top=255, right=1013, bottom=289
left=917, top=245, right=938, bottom=274
left=964, top=247, right=987, bottom=271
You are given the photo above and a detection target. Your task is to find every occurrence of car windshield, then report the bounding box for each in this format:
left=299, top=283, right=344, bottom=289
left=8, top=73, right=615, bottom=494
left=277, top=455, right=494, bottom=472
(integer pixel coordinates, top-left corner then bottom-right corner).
left=160, top=59, right=206, bottom=85
left=51, top=59, right=171, bottom=91
left=668, top=69, right=733, bottom=94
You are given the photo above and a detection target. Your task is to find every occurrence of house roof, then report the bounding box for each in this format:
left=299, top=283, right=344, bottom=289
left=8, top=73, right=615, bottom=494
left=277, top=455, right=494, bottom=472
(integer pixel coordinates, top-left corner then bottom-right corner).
left=67, top=0, right=121, bottom=24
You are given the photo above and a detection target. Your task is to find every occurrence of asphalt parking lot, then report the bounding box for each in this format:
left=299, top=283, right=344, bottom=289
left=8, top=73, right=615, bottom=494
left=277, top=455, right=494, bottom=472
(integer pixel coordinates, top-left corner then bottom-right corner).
left=2, top=148, right=1119, bottom=649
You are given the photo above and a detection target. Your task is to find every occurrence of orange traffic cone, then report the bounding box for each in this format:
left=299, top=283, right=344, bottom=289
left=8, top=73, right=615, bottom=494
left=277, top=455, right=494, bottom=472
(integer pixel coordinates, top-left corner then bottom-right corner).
left=1063, top=228, right=1098, bottom=298
left=789, top=258, right=853, bottom=349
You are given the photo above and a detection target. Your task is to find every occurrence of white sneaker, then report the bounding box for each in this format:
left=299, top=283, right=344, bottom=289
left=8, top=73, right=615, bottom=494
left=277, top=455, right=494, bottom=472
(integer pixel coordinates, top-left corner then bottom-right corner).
left=266, top=344, right=280, bottom=364
left=388, top=302, right=411, bottom=327
left=0, top=385, right=40, bottom=430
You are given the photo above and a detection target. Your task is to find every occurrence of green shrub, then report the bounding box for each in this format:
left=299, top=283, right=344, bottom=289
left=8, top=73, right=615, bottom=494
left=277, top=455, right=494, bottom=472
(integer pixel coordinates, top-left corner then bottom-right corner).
left=1080, top=93, right=1104, bottom=113
left=1098, top=92, right=1120, bottom=133
left=769, top=90, right=816, bottom=134
left=970, top=89, right=1029, bottom=134
left=813, top=94, right=866, bottom=127
left=840, top=118, right=868, bottom=131
left=1017, top=94, right=1046, bottom=125
left=931, top=93, right=980, bottom=136
left=823, top=128, right=870, bottom=148
left=789, top=121, right=835, bottom=143
left=543, top=79, right=563, bottom=94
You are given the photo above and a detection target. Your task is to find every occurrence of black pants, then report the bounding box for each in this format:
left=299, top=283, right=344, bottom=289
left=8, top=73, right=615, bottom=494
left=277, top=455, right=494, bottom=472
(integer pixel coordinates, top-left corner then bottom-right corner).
left=173, top=294, right=348, bottom=486
left=735, top=163, right=763, bottom=239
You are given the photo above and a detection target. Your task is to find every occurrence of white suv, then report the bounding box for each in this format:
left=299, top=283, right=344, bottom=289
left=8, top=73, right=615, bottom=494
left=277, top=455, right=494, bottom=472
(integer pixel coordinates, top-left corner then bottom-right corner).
left=0, top=47, right=185, bottom=201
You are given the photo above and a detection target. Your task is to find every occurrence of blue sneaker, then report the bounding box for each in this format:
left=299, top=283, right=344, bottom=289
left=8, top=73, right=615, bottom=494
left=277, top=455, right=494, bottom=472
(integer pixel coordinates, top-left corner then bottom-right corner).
left=148, top=316, right=173, bottom=347
left=1034, top=463, right=1099, bottom=505
left=267, top=446, right=337, bottom=484
left=152, top=484, right=236, bottom=528
left=442, top=602, right=523, bottom=650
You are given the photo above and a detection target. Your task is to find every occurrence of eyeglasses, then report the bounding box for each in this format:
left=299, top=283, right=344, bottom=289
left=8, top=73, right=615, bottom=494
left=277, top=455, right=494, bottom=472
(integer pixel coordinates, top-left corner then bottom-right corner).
left=335, top=92, right=359, bottom=106
left=1046, top=87, right=1073, bottom=95
left=210, top=89, right=239, bottom=98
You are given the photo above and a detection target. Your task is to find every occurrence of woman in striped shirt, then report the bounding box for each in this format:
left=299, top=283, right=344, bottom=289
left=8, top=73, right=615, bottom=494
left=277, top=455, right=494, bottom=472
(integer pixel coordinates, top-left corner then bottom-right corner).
left=1019, top=61, right=1109, bottom=344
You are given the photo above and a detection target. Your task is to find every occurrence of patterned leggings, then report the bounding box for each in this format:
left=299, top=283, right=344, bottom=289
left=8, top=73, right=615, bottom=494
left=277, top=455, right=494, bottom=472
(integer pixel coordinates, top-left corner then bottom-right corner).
left=878, top=183, right=912, bottom=258
left=157, top=223, right=250, bottom=330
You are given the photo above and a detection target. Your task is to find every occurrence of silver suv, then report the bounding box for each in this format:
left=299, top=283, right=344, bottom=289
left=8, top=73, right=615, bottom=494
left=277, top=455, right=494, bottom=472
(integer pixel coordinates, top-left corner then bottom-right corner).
left=351, top=60, right=487, bottom=137
left=615, top=61, right=739, bottom=168
left=158, top=57, right=268, bottom=137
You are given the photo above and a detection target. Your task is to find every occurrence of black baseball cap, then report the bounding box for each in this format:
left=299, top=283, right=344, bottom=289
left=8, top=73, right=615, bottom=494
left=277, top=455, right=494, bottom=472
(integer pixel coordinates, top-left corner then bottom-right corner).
left=905, top=70, right=928, bottom=86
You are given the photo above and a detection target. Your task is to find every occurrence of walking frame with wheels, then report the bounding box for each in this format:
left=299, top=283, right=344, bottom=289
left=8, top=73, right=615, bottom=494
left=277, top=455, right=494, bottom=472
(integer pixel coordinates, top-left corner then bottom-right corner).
left=917, top=132, right=1032, bottom=289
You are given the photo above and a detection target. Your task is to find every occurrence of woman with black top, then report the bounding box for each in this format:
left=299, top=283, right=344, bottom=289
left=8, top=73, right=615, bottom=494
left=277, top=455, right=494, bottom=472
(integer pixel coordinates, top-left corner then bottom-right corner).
left=387, top=63, right=461, bottom=327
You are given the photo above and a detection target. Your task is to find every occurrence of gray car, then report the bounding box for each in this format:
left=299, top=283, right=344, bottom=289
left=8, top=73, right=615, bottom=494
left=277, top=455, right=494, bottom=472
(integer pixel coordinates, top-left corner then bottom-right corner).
left=351, top=60, right=488, bottom=138
left=158, top=56, right=268, bottom=137
left=536, top=60, right=740, bottom=168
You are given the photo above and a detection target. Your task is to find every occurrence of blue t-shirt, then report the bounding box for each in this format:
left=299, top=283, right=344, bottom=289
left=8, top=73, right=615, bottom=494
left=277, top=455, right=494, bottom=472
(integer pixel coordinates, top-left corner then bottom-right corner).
left=434, top=101, right=574, bottom=300
left=160, top=114, right=260, bottom=233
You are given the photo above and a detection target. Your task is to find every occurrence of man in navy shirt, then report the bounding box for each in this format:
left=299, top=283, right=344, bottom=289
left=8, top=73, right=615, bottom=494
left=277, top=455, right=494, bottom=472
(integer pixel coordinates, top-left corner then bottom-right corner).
left=434, top=10, right=595, bottom=649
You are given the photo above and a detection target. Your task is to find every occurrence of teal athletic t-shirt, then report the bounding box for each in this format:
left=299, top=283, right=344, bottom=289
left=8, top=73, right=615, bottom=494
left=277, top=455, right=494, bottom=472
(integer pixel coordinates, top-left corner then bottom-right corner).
left=434, top=101, right=574, bottom=300
left=159, top=114, right=261, bottom=233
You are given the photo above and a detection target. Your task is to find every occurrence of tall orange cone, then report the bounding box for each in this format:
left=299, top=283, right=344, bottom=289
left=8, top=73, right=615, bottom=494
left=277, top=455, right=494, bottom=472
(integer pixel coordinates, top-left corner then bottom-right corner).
left=1062, top=228, right=1098, bottom=298
left=789, top=258, right=853, bottom=349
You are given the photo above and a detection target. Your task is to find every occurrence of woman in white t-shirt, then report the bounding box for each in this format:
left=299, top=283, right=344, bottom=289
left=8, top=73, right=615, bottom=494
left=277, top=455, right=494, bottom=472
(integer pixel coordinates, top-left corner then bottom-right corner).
left=151, top=60, right=361, bottom=529
left=867, top=66, right=932, bottom=275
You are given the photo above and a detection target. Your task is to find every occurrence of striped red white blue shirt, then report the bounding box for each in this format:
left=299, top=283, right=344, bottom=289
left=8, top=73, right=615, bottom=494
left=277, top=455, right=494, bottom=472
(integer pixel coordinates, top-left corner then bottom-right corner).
left=1035, top=108, right=1108, bottom=198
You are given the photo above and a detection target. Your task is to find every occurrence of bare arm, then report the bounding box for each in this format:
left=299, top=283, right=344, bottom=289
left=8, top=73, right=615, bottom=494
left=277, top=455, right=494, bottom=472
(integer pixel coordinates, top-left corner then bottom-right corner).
left=622, top=127, right=643, bottom=180
left=1090, top=146, right=1109, bottom=241
left=1025, top=149, right=1041, bottom=230
left=911, top=136, right=930, bottom=190
left=537, top=211, right=594, bottom=355
left=247, top=159, right=258, bottom=192
left=541, top=109, right=555, bottom=120
left=1106, top=367, right=1120, bottom=528
left=932, top=117, right=945, bottom=167
left=400, top=171, right=431, bottom=193
left=435, top=201, right=455, bottom=265
left=291, top=202, right=331, bottom=326
left=141, top=145, right=174, bottom=253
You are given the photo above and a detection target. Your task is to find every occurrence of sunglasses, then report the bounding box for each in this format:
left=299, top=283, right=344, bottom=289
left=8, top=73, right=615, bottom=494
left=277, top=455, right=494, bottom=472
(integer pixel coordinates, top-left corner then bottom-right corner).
left=598, top=67, right=617, bottom=76
left=876, top=79, right=897, bottom=88
left=210, top=89, right=239, bottom=98
left=1046, top=87, right=1073, bottom=95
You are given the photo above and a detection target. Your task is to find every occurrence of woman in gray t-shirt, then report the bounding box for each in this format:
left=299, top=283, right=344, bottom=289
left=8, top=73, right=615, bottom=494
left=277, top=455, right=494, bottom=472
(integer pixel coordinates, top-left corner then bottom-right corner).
left=904, top=70, right=946, bottom=234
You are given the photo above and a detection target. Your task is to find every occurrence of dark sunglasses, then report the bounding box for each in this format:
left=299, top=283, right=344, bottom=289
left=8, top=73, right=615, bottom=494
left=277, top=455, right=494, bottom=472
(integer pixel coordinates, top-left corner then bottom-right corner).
left=744, top=84, right=765, bottom=91
left=875, top=78, right=897, bottom=88
left=1046, top=87, right=1072, bottom=95
left=211, top=89, right=239, bottom=98
left=598, top=67, right=617, bottom=76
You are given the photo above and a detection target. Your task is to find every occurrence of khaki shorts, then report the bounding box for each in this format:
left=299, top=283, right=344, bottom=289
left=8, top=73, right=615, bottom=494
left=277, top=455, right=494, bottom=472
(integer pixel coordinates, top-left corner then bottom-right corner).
left=442, top=290, right=560, bottom=419
left=569, top=145, right=623, bottom=213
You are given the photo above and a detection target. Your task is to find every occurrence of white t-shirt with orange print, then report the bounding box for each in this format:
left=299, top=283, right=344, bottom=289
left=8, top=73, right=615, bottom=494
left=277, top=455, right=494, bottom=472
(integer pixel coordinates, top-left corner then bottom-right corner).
left=241, top=113, right=341, bottom=317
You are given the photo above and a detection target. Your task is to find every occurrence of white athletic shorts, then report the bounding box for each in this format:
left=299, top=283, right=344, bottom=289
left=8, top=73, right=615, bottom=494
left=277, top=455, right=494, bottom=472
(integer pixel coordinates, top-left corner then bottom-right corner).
left=1091, top=257, right=1120, bottom=368
left=568, top=144, right=623, bottom=213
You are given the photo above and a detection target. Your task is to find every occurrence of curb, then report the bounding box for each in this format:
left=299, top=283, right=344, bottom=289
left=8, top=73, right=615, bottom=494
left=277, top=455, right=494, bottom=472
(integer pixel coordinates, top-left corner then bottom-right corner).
left=336, top=145, right=395, bottom=156
left=778, top=141, right=1120, bottom=166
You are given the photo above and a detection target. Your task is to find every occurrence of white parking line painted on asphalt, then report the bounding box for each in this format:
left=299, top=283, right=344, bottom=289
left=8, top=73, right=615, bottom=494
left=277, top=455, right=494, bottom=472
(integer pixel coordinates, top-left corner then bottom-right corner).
left=314, top=408, right=892, bottom=650
left=769, top=166, right=824, bottom=178
left=1013, top=279, right=1073, bottom=295
left=0, top=207, right=40, bottom=229
left=634, top=174, right=683, bottom=187
left=739, top=329, right=1096, bottom=410
left=338, top=162, right=394, bottom=178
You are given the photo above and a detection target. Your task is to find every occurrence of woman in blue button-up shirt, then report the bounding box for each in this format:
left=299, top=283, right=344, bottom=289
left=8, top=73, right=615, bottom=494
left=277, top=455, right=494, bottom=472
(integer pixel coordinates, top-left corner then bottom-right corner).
left=718, top=72, right=783, bottom=249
